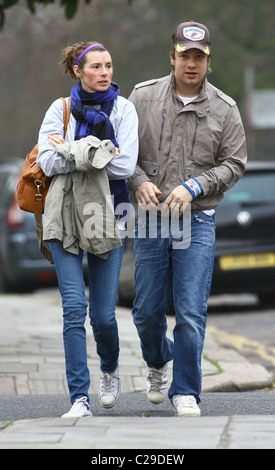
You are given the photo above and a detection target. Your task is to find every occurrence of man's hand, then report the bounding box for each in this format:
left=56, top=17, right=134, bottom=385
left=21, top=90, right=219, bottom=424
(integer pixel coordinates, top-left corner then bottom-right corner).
left=164, top=185, right=192, bottom=214
left=135, top=181, right=162, bottom=206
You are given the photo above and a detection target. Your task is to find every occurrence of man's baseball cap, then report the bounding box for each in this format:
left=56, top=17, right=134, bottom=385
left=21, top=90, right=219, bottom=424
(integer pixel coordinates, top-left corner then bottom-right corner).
left=173, top=21, right=211, bottom=56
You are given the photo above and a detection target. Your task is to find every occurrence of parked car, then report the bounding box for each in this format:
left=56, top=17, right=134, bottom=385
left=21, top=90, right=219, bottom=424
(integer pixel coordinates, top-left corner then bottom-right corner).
left=118, top=162, right=275, bottom=307
left=0, top=158, right=58, bottom=292
left=211, top=161, right=275, bottom=305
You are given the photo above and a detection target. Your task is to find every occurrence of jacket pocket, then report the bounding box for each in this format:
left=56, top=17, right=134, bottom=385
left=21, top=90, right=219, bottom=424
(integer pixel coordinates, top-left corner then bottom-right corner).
left=140, top=160, right=159, bottom=177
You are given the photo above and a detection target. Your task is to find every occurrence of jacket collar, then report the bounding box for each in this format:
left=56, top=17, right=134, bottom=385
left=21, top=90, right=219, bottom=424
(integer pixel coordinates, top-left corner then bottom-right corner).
left=170, top=72, right=210, bottom=115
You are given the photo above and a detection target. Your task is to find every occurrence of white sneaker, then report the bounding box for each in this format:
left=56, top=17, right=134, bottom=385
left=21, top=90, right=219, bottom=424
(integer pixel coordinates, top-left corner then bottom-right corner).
left=173, top=395, right=201, bottom=417
left=61, top=397, right=92, bottom=418
left=99, top=367, right=120, bottom=408
left=146, top=363, right=168, bottom=404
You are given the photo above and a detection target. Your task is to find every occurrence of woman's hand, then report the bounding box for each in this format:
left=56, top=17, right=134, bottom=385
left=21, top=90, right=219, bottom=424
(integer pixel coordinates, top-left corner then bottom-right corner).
left=49, top=135, right=120, bottom=157
left=48, top=134, right=65, bottom=149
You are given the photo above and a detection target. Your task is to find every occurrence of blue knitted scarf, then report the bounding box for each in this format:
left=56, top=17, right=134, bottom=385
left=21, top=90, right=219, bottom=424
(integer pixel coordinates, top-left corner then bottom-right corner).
left=71, top=81, right=129, bottom=210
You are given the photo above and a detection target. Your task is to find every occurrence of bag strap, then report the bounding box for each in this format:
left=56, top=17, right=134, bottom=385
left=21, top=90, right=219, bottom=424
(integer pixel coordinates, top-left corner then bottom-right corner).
left=35, top=212, right=54, bottom=264
left=60, top=96, right=71, bottom=136
left=36, top=96, right=72, bottom=265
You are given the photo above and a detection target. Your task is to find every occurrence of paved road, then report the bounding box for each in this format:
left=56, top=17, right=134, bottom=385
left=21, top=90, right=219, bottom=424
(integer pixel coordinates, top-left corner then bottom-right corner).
left=1, top=391, right=275, bottom=421
left=0, top=292, right=274, bottom=449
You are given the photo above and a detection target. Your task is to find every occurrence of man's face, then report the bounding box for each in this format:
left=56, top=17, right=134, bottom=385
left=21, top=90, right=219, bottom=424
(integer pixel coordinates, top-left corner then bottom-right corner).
left=170, top=48, right=210, bottom=95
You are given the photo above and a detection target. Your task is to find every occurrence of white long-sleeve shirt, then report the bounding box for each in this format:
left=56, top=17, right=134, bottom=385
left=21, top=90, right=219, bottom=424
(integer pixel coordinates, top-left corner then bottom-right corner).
left=37, top=95, right=139, bottom=180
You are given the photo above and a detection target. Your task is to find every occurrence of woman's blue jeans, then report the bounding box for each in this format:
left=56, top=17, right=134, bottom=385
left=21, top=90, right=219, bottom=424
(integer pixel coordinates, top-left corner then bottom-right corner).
left=50, top=240, right=124, bottom=404
left=132, top=211, right=216, bottom=403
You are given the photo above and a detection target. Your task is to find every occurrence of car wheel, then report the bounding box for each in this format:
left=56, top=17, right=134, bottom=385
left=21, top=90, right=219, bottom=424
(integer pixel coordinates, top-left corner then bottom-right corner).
left=0, top=265, right=10, bottom=293
left=258, top=292, right=275, bottom=307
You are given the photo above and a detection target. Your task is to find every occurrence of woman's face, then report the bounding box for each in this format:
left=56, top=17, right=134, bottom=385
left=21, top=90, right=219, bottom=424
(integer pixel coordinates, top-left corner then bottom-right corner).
left=74, top=50, right=113, bottom=93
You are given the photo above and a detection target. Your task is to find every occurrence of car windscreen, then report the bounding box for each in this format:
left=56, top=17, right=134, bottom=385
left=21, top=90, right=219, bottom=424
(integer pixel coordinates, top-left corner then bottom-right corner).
left=220, top=171, right=275, bottom=207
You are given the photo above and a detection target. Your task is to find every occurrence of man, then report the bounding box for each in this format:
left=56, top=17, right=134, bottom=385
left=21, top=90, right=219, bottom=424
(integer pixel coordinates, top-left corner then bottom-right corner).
left=128, top=21, right=247, bottom=416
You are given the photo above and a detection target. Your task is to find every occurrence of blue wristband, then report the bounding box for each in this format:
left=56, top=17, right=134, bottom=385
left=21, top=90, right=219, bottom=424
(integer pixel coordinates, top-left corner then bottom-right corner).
left=182, top=178, right=203, bottom=200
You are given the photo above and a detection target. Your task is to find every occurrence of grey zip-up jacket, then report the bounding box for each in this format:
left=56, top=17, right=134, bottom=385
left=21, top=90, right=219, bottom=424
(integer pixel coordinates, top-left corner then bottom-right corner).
left=128, top=74, right=247, bottom=211
left=43, top=136, right=122, bottom=259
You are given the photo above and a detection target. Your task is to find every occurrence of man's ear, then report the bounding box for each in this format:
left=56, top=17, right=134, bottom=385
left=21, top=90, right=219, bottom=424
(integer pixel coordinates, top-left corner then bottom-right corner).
left=170, top=53, right=175, bottom=69
left=207, top=56, right=212, bottom=73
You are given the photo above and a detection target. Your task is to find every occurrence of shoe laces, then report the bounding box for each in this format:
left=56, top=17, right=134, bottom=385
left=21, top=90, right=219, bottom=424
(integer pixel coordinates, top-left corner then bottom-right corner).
left=173, top=395, right=196, bottom=408
left=100, top=371, right=118, bottom=394
left=147, top=367, right=167, bottom=391
left=72, top=397, right=89, bottom=412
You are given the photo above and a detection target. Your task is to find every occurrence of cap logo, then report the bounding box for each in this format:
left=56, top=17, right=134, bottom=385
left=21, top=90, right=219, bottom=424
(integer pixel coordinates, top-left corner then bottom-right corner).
left=183, top=26, right=205, bottom=42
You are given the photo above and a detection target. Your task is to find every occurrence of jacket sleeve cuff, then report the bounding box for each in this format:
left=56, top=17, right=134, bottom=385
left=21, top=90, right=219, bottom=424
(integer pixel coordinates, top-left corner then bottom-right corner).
left=182, top=178, right=203, bottom=200
left=127, top=173, right=150, bottom=194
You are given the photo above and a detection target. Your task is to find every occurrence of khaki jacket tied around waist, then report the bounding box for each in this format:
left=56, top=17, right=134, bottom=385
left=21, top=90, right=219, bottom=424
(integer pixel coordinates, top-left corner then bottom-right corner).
left=43, top=136, right=122, bottom=259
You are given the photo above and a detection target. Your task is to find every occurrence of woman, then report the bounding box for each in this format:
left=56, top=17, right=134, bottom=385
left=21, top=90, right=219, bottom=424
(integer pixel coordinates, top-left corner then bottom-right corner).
left=36, top=42, right=138, bottom=417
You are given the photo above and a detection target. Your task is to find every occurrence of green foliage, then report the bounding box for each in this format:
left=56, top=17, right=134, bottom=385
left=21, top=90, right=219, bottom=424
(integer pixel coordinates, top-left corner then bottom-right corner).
left=0, top=0, right=133, bottom=27
left=1, top=0, right=275, bottom=160
left=0, top=0, right=92, bottom=26
left=0, top=0, right=17, bottom=27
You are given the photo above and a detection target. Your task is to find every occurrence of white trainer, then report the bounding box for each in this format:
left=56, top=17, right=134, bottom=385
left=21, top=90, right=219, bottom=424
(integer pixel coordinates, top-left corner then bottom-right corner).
left=173, top=395, right=201, bottom=417
left=146, top=363, right=168, bottom=404
left=99, top=367, right=120, bottom=408
left=61, top=397, right=92, bottom=418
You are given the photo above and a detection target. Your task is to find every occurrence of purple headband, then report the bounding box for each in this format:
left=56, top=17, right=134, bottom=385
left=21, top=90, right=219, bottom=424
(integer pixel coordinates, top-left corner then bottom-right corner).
left=75, top=43, right=105, bottom=66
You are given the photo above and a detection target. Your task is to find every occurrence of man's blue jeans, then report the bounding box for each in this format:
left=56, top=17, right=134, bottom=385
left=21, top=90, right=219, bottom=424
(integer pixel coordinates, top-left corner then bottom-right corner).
left=50, top=241, right=124, bottom=404
left=132, top=210, right=216, bottom=403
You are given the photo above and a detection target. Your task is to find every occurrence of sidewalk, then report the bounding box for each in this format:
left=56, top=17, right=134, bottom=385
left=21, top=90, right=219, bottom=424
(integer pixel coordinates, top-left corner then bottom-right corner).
left=0, top=292, right=274, bottom=449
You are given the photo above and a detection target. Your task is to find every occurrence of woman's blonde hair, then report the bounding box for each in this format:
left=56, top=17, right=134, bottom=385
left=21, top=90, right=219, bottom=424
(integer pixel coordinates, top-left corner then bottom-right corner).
left=60, top=41, right=107, bottom=80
